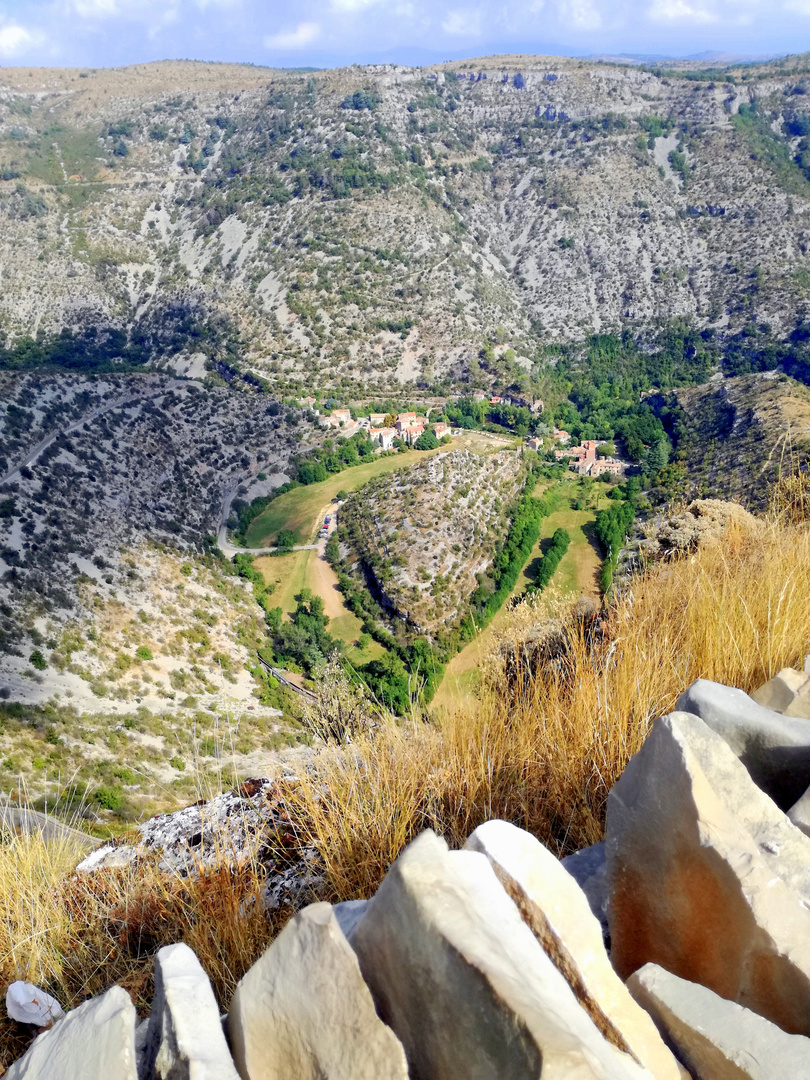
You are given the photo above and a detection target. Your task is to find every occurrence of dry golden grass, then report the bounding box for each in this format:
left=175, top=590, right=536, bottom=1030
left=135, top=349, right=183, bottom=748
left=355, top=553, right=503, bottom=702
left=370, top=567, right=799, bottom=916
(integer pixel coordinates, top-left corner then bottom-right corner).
left=0, top=825, right=284, bottom=1070
left=281, top=513, right=810, bottom=900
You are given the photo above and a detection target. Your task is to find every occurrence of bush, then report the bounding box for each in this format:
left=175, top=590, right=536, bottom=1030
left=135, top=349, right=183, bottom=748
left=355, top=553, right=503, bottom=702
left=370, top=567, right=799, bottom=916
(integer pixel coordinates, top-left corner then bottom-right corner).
left=342, top=90, right=381, bottom=111
left=29, top=650, right=46, bottom=671
left=94, top=786, right=123, bottom=811
left=135, top=646, right=153, bottom=661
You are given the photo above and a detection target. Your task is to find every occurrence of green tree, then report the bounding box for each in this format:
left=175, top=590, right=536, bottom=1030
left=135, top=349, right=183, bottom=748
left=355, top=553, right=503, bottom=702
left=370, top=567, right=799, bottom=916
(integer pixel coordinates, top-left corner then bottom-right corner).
left=29, top=650, right=46, bottom=670
left=415, top=428, right=440, bottom=450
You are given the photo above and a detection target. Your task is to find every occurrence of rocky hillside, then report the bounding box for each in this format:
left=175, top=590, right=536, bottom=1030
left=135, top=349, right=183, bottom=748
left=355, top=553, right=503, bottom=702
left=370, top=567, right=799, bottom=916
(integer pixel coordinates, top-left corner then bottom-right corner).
left=663, top=371, right=810, bottom=508
left=3, top=55, right=810, bottom=389
left=0, top=370, right=316, bottom=671
left=337, top=448, right=526, bottom=630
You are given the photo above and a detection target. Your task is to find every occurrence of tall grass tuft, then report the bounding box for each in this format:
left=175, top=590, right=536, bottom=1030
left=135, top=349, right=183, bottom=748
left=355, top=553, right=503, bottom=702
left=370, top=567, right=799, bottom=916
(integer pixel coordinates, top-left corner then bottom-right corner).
left=281, top=514, right=810, bottom=899
left=0, top=819, right=283, bottom=1069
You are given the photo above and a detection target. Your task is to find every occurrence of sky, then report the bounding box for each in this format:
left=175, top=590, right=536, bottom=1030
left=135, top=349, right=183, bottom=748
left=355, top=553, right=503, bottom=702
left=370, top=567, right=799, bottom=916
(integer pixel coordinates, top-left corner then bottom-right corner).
left=0, top=0, right=807, bottom=70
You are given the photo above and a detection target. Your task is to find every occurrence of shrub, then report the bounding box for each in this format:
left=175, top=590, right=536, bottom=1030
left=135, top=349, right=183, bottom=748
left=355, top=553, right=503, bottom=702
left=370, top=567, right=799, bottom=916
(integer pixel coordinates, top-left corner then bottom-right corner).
left=135, top=646, right=153, bottom=661
left=94, top=786, right=123, bottom=811
left=29, top=650, right=46, bottom=671
left=342, top=90, right=381, bottom=111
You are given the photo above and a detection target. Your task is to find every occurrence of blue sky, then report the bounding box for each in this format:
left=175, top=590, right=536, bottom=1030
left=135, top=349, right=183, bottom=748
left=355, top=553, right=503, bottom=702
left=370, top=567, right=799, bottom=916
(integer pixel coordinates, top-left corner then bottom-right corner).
left=0, top=0, right=807, bottom=69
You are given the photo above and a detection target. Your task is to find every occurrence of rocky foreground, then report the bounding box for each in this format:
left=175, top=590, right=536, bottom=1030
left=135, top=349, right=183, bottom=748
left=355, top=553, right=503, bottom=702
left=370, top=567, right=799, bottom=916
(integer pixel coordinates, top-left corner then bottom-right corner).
left=8, top=664, right=810, bottom=1078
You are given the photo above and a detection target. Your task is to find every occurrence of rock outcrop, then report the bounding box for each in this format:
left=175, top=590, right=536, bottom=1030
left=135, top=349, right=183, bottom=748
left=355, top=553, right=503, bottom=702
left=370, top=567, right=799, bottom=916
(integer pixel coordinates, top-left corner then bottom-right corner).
left=77, top=777, right=323, bottom=911
left=606, top=710, right=810, bottom=1036
left=676, top=678, right=810, bottom=808
left=628, top=962, right=810, bottom=1080
left=465, top=821, right=682, bottom=1080
left=350, top=829, right=652, bottom=1080
left=142, top=943, right=239, bottom=1080
left=228, top=902, right=409, bottom=1080
left=12, top=672, right=810, bottom=1079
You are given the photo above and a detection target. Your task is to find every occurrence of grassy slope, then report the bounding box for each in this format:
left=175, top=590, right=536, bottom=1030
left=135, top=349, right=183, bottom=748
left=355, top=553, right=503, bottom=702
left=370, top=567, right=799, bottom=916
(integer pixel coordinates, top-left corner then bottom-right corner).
left=432, top=480, right=604, bottom=711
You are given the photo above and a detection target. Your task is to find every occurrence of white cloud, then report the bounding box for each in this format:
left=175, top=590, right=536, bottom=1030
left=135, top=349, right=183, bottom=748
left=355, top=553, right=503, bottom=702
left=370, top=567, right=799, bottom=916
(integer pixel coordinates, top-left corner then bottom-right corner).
left=0, top=24, right=39, bottom=56
left=330, top=0, right=385, bottom=10
left=70, top=0, right=120, bottom=16
left=442, top=6, right=482, bottom=34
left=648, top=0, right=719, bottom=22
left=264, top=20, right=320, bottom=49
left=559, top=0, right=602, bottom=29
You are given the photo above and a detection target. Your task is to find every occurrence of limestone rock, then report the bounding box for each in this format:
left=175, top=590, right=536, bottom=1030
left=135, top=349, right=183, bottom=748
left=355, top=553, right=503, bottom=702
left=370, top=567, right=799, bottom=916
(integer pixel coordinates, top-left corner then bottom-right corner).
left=465, top=820, right=682, bottom=1080
left=607, top=710, right=810, bottom=1036
left=627, top=963, right=810, bottom=1080
left=561, top=841, right=608, bottom=938
left=351, top=829, right=653, bottom=1080
left=676, top=678, right=810, bottom=807
left=141, top=942, right=239, bottom=1080
left=76, top=778, right=323, bottom=911
left=227, top=901, right=408, bottom=1080
left=788, top=784, right=810, bottom=838
left=5, top=985, right=137, bottom=1080
left=332, top=898, right=368, bottom=940
left=751, top=668, right=810, bottom=719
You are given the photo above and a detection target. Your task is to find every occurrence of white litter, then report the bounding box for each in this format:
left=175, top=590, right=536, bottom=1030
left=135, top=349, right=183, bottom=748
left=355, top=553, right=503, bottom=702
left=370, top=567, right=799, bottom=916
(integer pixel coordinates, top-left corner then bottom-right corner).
left=5, top=981, right=64, bottom=1026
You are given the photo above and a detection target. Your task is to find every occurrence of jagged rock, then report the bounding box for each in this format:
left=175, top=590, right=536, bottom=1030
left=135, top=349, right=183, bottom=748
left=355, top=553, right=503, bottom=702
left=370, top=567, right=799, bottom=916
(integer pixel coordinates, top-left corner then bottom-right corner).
left=227, top=902, right=408, bottom=1080
left=788, top=784, right=810, bottom=838
left=561, top=841, right=609, bottom=939
left=350, top=829, right=652, bottom=1080
left=465, top=821, right=682, bottom=1080
left=5, top=985, right=137, bottom=1080
left=332, top=898, right=368, bottom=939
left=5, top=982, right=64, bottom=1026
left=141, top=942, right=239, bottom=1080
left=676, top=678, right=810, bottom=807
left=751, top=667, right=810, bottom=719
left=607, top=710, right=810, bottom=1036
left=627, top=963, right=810, bottom=1080
left=76, top=778, right=322, bottom=910
left=643, top=500, right=760, bottom=557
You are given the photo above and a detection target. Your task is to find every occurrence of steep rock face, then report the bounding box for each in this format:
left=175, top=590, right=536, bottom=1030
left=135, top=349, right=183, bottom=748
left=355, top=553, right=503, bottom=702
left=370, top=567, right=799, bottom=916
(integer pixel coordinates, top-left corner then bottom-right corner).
left=2, top=57, right=810, bottom=386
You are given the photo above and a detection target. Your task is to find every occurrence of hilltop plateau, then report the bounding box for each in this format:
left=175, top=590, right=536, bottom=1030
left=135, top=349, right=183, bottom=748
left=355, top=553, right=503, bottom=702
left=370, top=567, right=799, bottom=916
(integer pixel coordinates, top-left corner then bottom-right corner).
left=3, top=54, right=810, bottom=388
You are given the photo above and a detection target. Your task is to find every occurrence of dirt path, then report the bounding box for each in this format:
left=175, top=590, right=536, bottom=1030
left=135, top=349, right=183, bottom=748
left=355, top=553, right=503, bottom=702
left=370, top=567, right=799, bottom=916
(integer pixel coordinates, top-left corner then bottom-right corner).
left=310, top=537, right=345, bottom=621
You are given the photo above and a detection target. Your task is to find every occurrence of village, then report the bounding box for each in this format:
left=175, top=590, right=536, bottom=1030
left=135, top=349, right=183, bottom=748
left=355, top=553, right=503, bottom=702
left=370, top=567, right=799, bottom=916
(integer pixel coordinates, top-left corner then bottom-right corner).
left=299, top=393, right=632, bottom=475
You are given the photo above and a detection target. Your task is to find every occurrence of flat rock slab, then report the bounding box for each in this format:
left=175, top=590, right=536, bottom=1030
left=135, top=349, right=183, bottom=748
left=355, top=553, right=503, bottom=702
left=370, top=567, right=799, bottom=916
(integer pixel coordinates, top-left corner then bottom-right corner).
left=5, top=985, right=137, bottom=1080
left=142, top=942, right=239, bottom=1080
left=228, top=901, right=408, bottom=1080
left=607, top=711, right=810, bottom=1036
left=466, top=821, right=682, bottom=1080
left=676, top=678, right=810, bottom=807
left=628, top=963, right=810, bottom=1080
left=351, top=828, right=653, bottom=1080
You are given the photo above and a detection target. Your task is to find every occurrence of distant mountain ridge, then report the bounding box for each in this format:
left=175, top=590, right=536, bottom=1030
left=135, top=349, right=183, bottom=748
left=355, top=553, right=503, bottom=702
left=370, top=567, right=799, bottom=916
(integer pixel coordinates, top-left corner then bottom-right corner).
left=1, top=52, right=810, bottom=391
